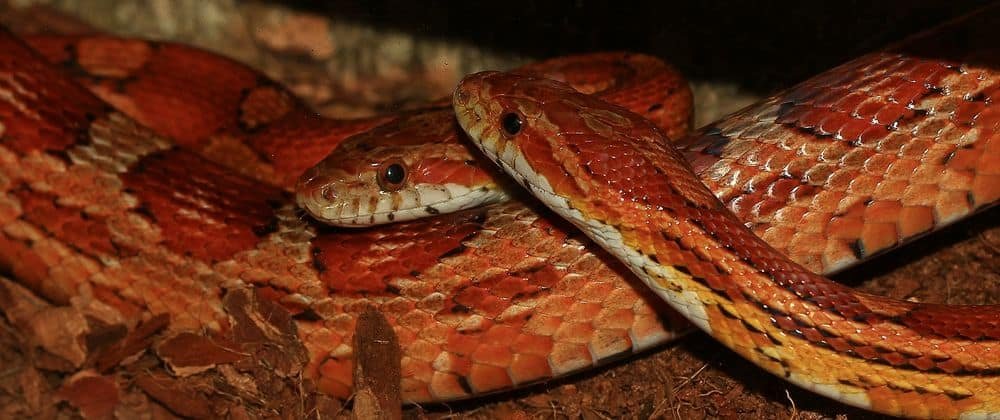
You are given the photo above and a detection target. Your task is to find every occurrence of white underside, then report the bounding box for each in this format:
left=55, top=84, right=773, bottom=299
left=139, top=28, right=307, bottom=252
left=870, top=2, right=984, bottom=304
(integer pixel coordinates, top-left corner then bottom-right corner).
left=489, top=144, right=714, bottom=336
left=321, top=183, right=507, bottom=226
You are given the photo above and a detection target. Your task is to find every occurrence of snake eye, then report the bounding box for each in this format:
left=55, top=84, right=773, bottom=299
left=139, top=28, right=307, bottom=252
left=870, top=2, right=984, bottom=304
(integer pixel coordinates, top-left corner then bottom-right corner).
left=501, top=112, right=522, bottom=136
left=377, top=161, right=407, bottom=191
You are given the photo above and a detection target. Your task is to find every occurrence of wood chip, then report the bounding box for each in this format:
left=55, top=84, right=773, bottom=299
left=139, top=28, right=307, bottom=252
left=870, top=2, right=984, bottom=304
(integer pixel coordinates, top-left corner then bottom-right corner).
left=352, top=306, right=401, bottom=420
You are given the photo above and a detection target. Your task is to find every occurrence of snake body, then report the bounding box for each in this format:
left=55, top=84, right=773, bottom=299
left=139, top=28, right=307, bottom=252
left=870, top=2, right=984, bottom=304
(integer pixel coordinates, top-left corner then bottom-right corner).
left=453, top=8, right=999, bottom=419
left=0, top=5, right=995, bottom=418
left=1, top=30, right=696, bottom=402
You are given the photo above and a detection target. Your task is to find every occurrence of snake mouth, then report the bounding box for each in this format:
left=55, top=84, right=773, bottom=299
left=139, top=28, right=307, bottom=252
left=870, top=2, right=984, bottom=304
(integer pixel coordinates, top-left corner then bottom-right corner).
left=294, top=165, right=337, bottom=222
left=297, top=178, right=507, bottom=227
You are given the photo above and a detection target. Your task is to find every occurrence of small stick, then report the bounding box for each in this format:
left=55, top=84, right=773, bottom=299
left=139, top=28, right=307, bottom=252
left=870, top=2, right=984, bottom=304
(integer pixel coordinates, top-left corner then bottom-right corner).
left=352, top=306, right=402, bottom=420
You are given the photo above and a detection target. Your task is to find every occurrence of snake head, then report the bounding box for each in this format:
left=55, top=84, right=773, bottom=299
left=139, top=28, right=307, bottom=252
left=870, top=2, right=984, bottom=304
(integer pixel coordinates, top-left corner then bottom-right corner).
left=295, top=109, right=508, bottom=226
left=453, top=71, right=723, bottom=220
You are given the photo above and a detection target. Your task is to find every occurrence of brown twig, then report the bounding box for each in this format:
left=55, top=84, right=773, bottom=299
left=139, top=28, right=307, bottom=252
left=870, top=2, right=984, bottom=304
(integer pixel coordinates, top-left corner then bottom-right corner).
left=352, top=306, right=402, bottom=420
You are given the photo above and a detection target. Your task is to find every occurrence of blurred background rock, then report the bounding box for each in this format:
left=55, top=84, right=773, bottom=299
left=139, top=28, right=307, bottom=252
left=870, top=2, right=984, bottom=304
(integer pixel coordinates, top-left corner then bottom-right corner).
left=2, top=0, right=989, bottom=125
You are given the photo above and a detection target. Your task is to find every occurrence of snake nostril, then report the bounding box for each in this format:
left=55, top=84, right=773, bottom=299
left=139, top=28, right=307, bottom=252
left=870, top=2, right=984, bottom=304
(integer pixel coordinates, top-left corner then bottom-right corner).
left=455, top=86, right=469, bottom=105
left=320, top=186, right=335, bottom=201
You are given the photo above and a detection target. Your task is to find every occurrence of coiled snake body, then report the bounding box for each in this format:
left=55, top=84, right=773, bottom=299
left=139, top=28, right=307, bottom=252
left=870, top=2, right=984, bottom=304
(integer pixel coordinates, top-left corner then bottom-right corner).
left=453, top=8, right=999, bottom=419
left=0, top=6, right=996, bottom=419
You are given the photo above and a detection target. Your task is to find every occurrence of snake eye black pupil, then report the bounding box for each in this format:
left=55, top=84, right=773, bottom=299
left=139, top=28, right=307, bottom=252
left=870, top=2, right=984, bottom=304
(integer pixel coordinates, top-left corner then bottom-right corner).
left=384, top=164, right=405, bottom=184
left=501, top=112, right=522, bottom=135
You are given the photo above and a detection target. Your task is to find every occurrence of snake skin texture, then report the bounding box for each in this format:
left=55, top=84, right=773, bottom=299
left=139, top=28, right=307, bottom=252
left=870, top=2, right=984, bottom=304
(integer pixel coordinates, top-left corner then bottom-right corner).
left=452, top=7, right=999, bottom=419
left=297, top=52, right=692, bottom=226
left=301, top=24, right=995, bottom=275
left=1, top=4, right=997, bottom=415
left=1, top=30, right=694, bottom=402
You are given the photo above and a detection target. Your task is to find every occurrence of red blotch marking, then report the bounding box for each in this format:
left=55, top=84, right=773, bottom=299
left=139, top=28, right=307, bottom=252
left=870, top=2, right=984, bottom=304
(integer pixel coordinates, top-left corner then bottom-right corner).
left=0, top=32, right=107, bottom=153
left=249, top=113, right=387, bottom=181
left=0, top=231, right=69, bottom=303
left=121, top=149, right=284, bottom=263
left=817, top=111, right=852, bottom=136
left=13, top=188, right=116, bottom=256
left=311, top=209, right=485, bottom=294
left=954, top=101, right=987, bottom=126
left=412, top=157, right=496, bottom=188
left=74, top=40, right=259, bottom=147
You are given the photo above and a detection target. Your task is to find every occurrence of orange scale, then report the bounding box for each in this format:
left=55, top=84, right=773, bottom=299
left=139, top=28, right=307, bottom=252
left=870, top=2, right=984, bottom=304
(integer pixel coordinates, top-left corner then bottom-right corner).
left=972, top=175, right=1000, bottom=206
left=317, top=358, right=353, bottom=396
left=602, top=288, right=644, bottom=311
left=382, top=297, right=417, bottom=318
left=760, top=226, right=794, bottom=250
left=803, top=163, right=837, bottom=186
left=428, top=371, right=468, bottom=401
left=509, top=353, right=552, bottom=384
left=935, top=190, right=973, bottom=222
left=788, top=184, right=818, bottom=204
left=592, top=308, right=635, bottom=330
left=478, top=324, right=519, bottom=346
left=802, top=204, right=839, bottom=227
left=751, top=198, right=785, bottom=221
left=452, top=285, right=490, bottom=310
left=548, top=342, right=593, bottom=374
left=889, top=80, right=929, bottom=105
left=832, top=91, right=869, bottom=113
left=939, top=167, right=976, bottom=191
left=898, top=138, right=934, bottom=159
left=511, top=334, right=554, bottom=356
left=901, top=183, right=940, bottom=207
left=553, top=322, right=595, bottom=344
left=825, top=216, right=864, bottom=239
left=976, top=104, right=999, bottom=128
left=576, top=281, right=615, bottom=303
left=781, top=157, right=814, bottom=181
left=470, top=344, right=513, bottom=367
left=564, top=302, right=603, bottom=322
left=488, top=275, right=533, bottom=299
left=858, top=223, right=898, bottom=256
left=954, top=101, right=988, bottom=125
left=588, top=328, right=632, bottom=359
left=442, top=329, right=481, bottom=358
left=845, top=174, right=881, bottom=196
left=816, top=111, right=854, bottom=137
left=430, top=351, right=472, bottom=377
left=400, top=378, right=431, bottom=403
left=406, top=340, right=441, bottom=363
left=861, top=200, right=902, bottom=223
left=787, top=232, right=827, bottom=257
left=765, top=177, right=800, bottom=199
left=885, top=158, right=919, bottom=179
left=726, top=195, right=757, bottom=222
left=873, top=102, right=911, bottom=126
left=858, top=125, right=891, bottom=147
left=401, top=356, right=435, bottom=383
left=467, top=363, right=513, bottom=394
left=945, top=147, right=984, bottom=170
left=416, top=321, right=451, bottom=344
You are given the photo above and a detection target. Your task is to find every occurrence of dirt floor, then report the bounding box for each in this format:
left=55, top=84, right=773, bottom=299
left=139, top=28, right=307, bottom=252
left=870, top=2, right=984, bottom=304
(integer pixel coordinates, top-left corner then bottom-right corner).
left=1, top=1, right=998, bottom=419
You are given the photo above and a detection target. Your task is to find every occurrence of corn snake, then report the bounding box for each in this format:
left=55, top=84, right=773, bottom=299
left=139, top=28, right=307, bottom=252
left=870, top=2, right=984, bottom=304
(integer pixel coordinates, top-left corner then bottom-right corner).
left=452, top=7, right=999, bottom=418
left=0, top=4, right=992, bottom=420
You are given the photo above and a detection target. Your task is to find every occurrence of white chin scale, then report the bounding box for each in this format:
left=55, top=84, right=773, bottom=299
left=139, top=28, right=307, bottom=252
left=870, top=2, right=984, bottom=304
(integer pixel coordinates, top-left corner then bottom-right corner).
left=321, top=183, right=507, bottom=227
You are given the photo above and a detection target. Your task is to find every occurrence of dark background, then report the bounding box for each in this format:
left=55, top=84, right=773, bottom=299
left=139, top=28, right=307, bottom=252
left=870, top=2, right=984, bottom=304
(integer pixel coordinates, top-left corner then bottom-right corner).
left=295, top=0, right=993, bottom=92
